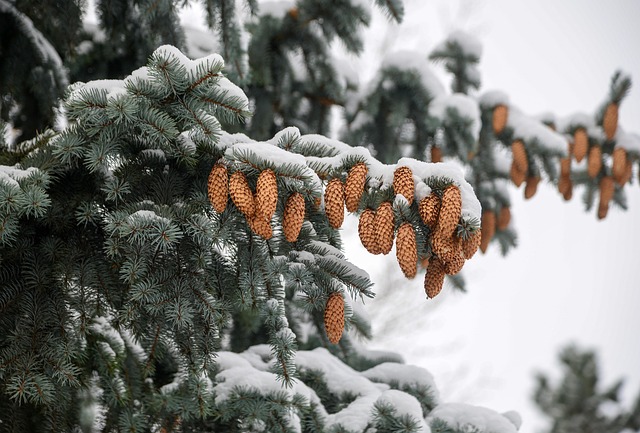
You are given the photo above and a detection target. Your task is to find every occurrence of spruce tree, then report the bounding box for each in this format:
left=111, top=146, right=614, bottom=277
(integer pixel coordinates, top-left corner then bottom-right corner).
left=0, top=1, right=637, bottom=432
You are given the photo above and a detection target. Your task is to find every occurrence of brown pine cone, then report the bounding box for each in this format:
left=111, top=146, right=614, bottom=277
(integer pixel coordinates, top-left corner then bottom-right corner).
left=562, top=179, right=573, bottom=201
left=374, top=201, right=395, bottom=255
left=431, top=146, right=442, bottom=163
left=230, top=171, right=255, bottom=217
left=207, top=164, right=228, bottom=213
left=395, top=223, right=417, bottom=278
left=480, top=210, right=496, bottom=253
left=431, top=234, right=459, bottom=264
left=420, top=257, right=430, bottom=269
left=599, top=175, right=615, bottom=207
left=248, top=215, right=273, bottom=239
left=443, top=249, right=465, bottom=275
left=497, top=206, right=511, bottom=230
left=256, top=169, right=278, bottom=220
left=587, top=145, right=602, bottom=178
left=573, top=128, right=588, bottom=162
left=558, top=175, right=570, bottom=196
left=560, top=157, right=571, bottom=177
left=345, top=162, right=368, bottom=212
left=324, top=292, right=344, bottom=344
left=283, top=192, right=306, bottom=242
left=325, top=178, right=345, bottom=229
left=603, top=102, right=619, bottom=141
left=597, top=203, right=609, bottom=220
left=510, top=162, right=526, bottom=187
left=624, top=159, right=633, bottom=185
left=358, top=208, right=380, bottom=254
left=462, top=229, right=482, bottom=259
left=493, top=104, right=509, bottom=135
left=524, top=176, right=541, bottom=199
left=419, top=194, right=441, bottom=229
left=424, top=258, right=446, bottom=299
left=393, top=166, right=415, bottom=205
left=612, top=147, right=627, bottom=185
left=512, top=139, right=528, bottom=174
left=436, top=185, right=462, bottom=240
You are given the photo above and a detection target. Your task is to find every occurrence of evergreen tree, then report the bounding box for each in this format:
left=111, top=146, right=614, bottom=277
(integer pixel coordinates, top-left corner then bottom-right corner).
left=0, top=0, right=637, bottom=432
left=534, top=345, right=640, bottom=433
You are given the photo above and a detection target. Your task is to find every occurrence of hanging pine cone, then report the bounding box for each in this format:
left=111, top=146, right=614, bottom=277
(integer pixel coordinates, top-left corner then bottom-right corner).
left=493, top=104, right=509, bottom=135
left=325, top=178, right=345, bottom=229
left=512, top=140, right=528, bottom=174
left=230, top=171, right=255, bottom=217
left=624, top=159, right=633, bottom=185
left=393, top=166, right=415, bottom=205
left=462, top=229, right=482, bottom=259
left=436, top=185, right=462, bottom=240
left=283, top=192, right=305, bottom=242
left=597, top=203, right=609, bottom=220
left=431, top=234, right=459, bottom=264
left=510, top=162, right=526, bottom=187
left=395, top=223, right=417, bottom=278
left=524, top=176, right=541, bottom=199
left=248, top=215, right=273, bottom=239
left=256, top=169, right=278, bottom=220
left=603, top=102, right=619, bottom=141
left=345, top=162, right=368, bottom=212
left=443, top=249, right=465, bottom=275
left=324, top=292, right=344, bottom=344
left=358, top=208, right=380, bottom=254
left=420, top=257, right=430, bottom=269
left=207, top=164, right=228, bottom=213
left=612, top=147, right=627, bottom=185
left=562, top=179, right=573, bottom=201
left=374, top=202, right=395, bottom=255
left=587, top=145, right=602, bottom=178
left=497, top=206, right=511, bottom=230
left=480, top=210, right=496, bottom=253
left=424, top=258, right=446, bottom=299
left=431, top=146, right=442, bottom=163
left=599, top=175, right=615, bottom=208
left=560, top=157, right=571, bottom=177
left=419, top=194, right=440, bottom=229
left=573, top=128, right=588, bottom=162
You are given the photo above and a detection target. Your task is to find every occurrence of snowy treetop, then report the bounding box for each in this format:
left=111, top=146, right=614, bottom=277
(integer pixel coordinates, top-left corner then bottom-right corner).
left=431, top=93, right=482, bottom=140
left=428, top=403, right=520, bottom=433
left=479, top=90, right=510, bottom=108
left=381, top=50, right=445, bottom=98
left=432, top=30, right=483, bottom=59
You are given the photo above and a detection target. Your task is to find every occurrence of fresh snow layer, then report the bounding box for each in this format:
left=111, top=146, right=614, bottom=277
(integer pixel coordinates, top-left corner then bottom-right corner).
left=430, top=93, right=481, bottom=140
left=381, top=51, right=445, bottom=98
left=479, top=90, right=509, bottom=108
left=0, top=165, right=39, bottom=188
left=377, top=390, right=430, bottom=432
left=616, top=130, right=640, bottom=153
left=433, top=30, right=483, bottom=59
left=428, top=403, right=519, bottom=433
left=363, top=363, right=439, bottom=402
left=257, top=1, right=295, bottom=18
left=507, top=109, right=567, bottom=154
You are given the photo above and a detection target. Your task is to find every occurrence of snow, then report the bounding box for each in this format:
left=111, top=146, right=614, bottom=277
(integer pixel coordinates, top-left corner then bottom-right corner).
left=120, top=329, right=147, bottom=363
left=88, top=316, right=125, bottom=355
left=215, top=76, right=250, bottom=110
left=256, top=1, right=295, bottom=18
left=479, top=90, right=510, bottom=108
left=415, top=181, right=432, bottom=202
left=363, top=363, right=439, bottom=401
left=128, top=210, right=171, bottom=225
left=177, top=132, right=196, bottom=154
left=308, top=240, right=346, bottom=259
left=430, top=93, right=481, bottom=140
left=427, top=403, right=519, bottom=433
left=614, top=130, right=640, bottom=154
left=433, top=30, right=483, bottom=59
left=184, top=25, right=220, bottom=59
left=507, top=110, right=567, bottom=154
left=377, top=390, right=430, bottom=432
left=140, top=149, right=166, bottom=161
left=381, top=51, right=445, bottom=98
left=0, top=165, right=39, bottom=188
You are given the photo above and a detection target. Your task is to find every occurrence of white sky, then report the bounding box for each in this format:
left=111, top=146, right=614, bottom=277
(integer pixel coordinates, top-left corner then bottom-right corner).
left=343, top=1, right=640, bottom=432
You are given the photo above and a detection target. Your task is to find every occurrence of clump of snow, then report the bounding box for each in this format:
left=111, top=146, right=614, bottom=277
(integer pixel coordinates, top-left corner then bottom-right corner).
left=430, top=93, right=481, bottom=140
left=502, top=410, right=522, bottom=430
left=414, top=181, right=432, bottom=202
left=428, top=403, right=519, bottom=433
left=507, top=109, right=567, bottom=155
left=0, top=165, right=39, bottom=188
left=612, top=129, right=640, bottom=154
left=381, top=51, right=445, bottom=98
left=128, top=210, right=171, bottom=225
left=88, top=316, right=125, bottom=356
left=433, top=30, right=482, bottom=59
left=363, top=363, right=439, bottom=402
left=184, top=25, right=220, bottom=59
left=328, top=394, right=380, bottom=432
left=256, top=1, right=295, bottom=18
left=376, top=390, right=430, bottom=432
left=479, top=90, right=509, bottom=108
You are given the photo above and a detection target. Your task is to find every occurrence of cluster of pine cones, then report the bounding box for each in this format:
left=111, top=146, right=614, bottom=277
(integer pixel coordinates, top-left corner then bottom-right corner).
left=493, top=102, right=634, bottom=220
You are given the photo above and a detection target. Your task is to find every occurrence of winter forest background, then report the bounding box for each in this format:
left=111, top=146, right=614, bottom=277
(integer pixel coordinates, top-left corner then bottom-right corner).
left=1, top=0, right=640, bottom=432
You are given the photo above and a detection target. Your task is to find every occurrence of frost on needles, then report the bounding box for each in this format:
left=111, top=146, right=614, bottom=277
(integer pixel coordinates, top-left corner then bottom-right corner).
left=0, top=45, right=523, bottom=432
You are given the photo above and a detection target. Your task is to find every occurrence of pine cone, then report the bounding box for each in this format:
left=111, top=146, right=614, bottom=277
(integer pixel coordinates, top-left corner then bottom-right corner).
left=207, top=164, right=228, bottom=213
left=443, top=248, right=465, bottom=275
left=436, top=185, right=462, bottom=240
left=587, top=145, right=602, bottom=178
left=562, top=179, right=573, bottom=201
left=431, top=234, right=459, bottom=263
left=512, top=139, right=528, bottom=174
left=325, top=178, right=345, bottom=229
left=345, top=163, right=368, bottom=212
left=393, top=166, right=415, bottom=205
left=560, top=157, right=571, bottom=177
left=624, top=159, right=633, bottom=185
left=497, top=206, right=511, bottom=230
left=510, top=162, right=526, bottom=187
left=462, top=229, right=482, bottom=259
left=597, top=203, right=609, bottom=220
left=395, top=223, right=417, bottom=278
left=573, top=128, right=588, bottom=162
left=480, top=210, right=496, bottom=253
left=424, top=258, right=446, bottom=299
left=599, top=175, right=615, bottom=207
left=524, top=176, right=541, bottom=199
left=603, top=102, right=619, bottom=141
left=248, top=215, right=273, bottom=239
left=358, top=208, right=380, bottom=254
left=256, top=169, right=278, bottom=220
left=612, top=147, right=627, bottom=185
left=374, top=201, right=395, bottom=255
left=420, top=257, right=430, bottom=269
left=419, top=194, right=440, bottom=229
left=431, top=146, right=442, bottom=163
left=324, top=292, right=344, bottom=344
left=230, top=171, right=255, bottom=217
left=283, top=192, right=305, bottom=242
left=493, top=104, right=509, bottom=135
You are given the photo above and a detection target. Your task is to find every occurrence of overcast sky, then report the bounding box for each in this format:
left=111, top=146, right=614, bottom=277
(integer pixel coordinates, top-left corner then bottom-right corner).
left=344, top=1, right=640, bottom=432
